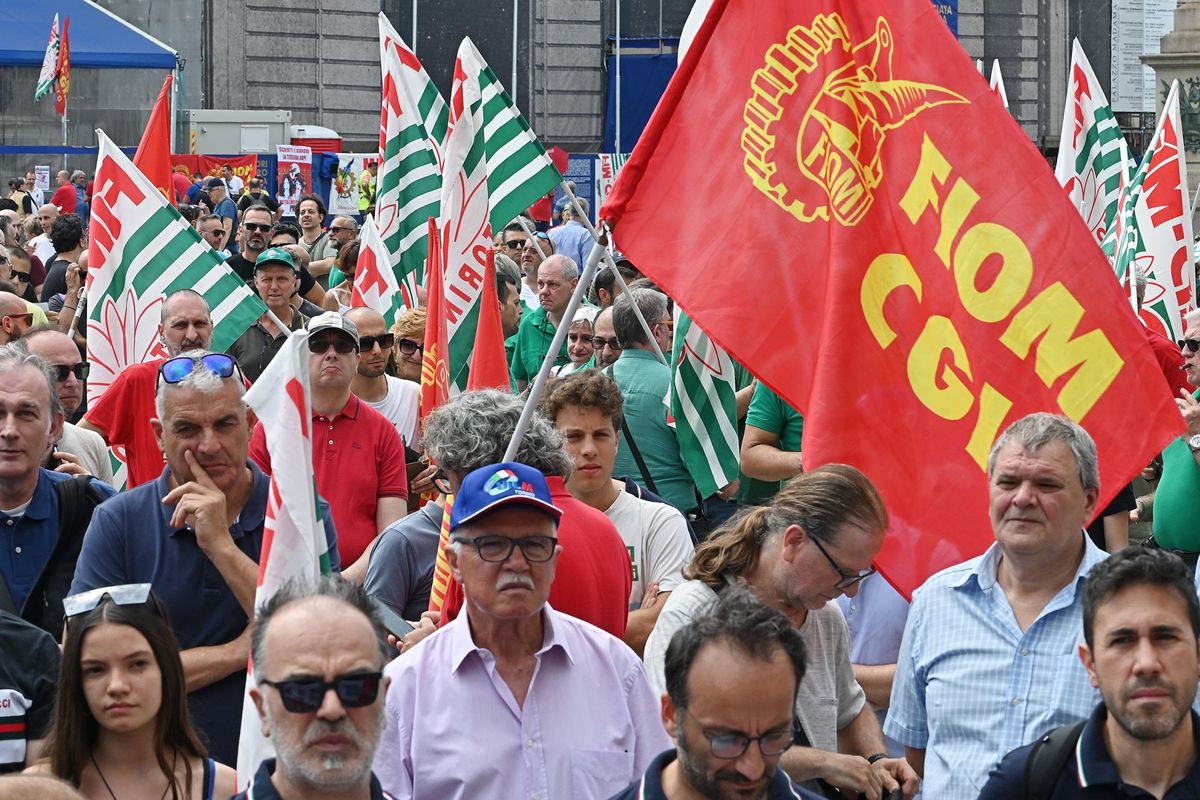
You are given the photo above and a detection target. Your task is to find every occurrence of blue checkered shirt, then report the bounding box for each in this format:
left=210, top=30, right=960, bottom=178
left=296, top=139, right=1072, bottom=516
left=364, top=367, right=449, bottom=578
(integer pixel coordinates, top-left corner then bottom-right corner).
left=884, top=536, right=1106, bottom=800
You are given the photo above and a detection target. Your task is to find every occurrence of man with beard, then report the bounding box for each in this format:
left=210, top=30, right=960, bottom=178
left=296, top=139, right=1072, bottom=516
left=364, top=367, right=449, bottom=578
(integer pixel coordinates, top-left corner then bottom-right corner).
left=240, top=576, right=393, bottom=800
left=610, top=586, right=823, bottom=800
left=345, top=307, right=419, bottom=450
left=79, top=290, right=214, bottom=488
left=979, top=547, right=1200, bottom=797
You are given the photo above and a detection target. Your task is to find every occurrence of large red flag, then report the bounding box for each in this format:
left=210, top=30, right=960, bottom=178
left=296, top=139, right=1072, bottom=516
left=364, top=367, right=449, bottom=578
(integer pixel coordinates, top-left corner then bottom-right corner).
left=602, top=0, right=1183, bottom=598
left=134, top=74, right=176, bottom=206
left=465, top=249, right=511, bottom=391
left=53, top=16, right=70, bottom=116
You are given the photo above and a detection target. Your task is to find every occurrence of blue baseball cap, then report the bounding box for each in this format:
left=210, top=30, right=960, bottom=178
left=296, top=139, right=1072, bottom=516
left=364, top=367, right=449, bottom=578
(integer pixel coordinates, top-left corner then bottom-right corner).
left=449, top=462, right=562, bottom=532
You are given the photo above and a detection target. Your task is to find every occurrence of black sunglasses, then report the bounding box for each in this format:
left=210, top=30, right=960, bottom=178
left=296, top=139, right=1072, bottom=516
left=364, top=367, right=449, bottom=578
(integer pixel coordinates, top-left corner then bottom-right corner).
left=158, top=353, right=238, bottom=387
left=259, top=671, right=384, bottom=714
left=308, top=336, right=357, bottom=355
left=1183, top=339, right=1200, bottom=354
left=51, top=362, right=90, bottom=382
left=359, top=333, right=395, bottom=351
left=502, top=239, right=527, bottom=249
left=243, top=222, right=272, bottom=233
left=396, top=338, right=422, bottom=355
left=8, top=271, right=27, bottom=282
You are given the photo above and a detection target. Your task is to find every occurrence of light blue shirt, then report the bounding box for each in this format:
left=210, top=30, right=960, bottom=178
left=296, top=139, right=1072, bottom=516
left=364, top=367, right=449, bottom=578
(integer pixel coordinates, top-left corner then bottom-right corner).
left=547, top=219, right=594, bottom=271
left=884, top=536, right=1106, bottom=800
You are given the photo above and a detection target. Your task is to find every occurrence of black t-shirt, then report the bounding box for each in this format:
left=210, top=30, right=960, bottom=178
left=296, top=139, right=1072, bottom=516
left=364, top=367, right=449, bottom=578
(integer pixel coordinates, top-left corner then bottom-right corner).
left=238, top=191, right=280, bottom=214
left=40, top=258, right=70, bottom=303
left=0, top=610, right=61, bottom=773
left=225, top=253, right=317, bottom=296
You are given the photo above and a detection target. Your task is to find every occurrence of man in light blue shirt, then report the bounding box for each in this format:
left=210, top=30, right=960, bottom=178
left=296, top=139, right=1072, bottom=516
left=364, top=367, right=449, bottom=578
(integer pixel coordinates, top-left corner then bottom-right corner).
left=885, top=413, right=1106, bottom=800
left=547, top=199, right=594, bottom=271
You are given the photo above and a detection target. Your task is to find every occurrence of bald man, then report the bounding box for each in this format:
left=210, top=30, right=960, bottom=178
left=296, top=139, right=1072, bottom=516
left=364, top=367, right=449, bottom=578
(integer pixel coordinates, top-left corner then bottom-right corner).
left=0, top=294, right=32, bottom=344
left=28, top=205, right=58, bottom=269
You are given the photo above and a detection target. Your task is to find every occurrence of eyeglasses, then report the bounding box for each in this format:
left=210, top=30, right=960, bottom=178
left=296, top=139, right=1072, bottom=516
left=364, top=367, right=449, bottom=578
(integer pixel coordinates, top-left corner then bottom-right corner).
left=678, top=708, right=794, bottom=759
left=9, top=271, right=28, bottom=282
left=503, top=239, right=527, bottom=250
left=329, top=226, right=355, bottom=234
left=51, top=362, right=90, bottom=382
left=158, top=353, right=238, bottom=387
left=359, top=333, right=395, bottom=351
left=452, top=534, right=558, bottom=563
left=3, top=313, right=32, bottom=326
left=591, top=336, right=622, bottom=351
left=63, top=583, right=153, bottom=618
left=1183, top=339, right=1200, bottom=353
left=809, top=534, right=876, bottom=590
left=308, top=336, right=357, bottom=355
left=396, top=338, right=422, bottom=356
left=243, top=222, right=272, bottom=233
left=567, top=333, right=593, bottom=345
left=259, top=671, right=384, bottom=714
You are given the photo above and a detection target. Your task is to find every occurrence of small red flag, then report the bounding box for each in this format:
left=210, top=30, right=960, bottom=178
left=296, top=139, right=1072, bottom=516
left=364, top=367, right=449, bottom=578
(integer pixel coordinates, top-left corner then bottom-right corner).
left=134, top=74, right=176, bottom=206
left=54, top=17, right=70, bottom=116
left=420, top=217, right=451, bottom=423
left=602, top=0, right=1183, bottom=598
left=465, top=249, right=511, bottom=391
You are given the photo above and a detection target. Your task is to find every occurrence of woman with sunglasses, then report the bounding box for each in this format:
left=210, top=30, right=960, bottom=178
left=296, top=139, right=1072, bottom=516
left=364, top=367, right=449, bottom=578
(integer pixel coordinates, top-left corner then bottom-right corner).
left=27, top=585, right=237, bottom=800
left=322, top=240, right=359, bottom=314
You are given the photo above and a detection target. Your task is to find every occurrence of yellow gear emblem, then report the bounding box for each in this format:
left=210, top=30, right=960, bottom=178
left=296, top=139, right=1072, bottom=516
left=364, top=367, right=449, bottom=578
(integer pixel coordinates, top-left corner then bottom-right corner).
left=742, top=14, right=968, bottom=227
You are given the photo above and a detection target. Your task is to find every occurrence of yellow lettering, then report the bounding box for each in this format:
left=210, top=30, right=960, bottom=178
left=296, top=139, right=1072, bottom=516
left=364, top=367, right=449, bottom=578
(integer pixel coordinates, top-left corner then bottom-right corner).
left=999, top=282, right=1124, bottom=420
left=899, top=134, right=978, bottom=267
left=907, top=316, right=974, bottom=421
left=861, top=254, right=923, bottom=348
left=965, top=383, right=1014, bottom=469
left=953, top=223, right=1033, bottom=323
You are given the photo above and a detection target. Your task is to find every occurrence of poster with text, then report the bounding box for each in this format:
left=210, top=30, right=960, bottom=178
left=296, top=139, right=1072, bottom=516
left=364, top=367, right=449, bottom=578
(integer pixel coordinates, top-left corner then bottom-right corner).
left=276, top=144, right=312, bottom=217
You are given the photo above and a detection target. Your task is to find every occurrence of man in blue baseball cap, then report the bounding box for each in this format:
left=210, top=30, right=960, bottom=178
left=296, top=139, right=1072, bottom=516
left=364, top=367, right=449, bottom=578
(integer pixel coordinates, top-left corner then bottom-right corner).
left=374, top=461, right=670, bottom=800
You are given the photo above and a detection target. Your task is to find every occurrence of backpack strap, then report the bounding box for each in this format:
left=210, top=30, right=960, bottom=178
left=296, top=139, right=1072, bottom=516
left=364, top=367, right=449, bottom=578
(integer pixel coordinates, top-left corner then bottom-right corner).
left=1023, top=720, right=1086, bottom=799
left=605, top=365, right=659, bottom=495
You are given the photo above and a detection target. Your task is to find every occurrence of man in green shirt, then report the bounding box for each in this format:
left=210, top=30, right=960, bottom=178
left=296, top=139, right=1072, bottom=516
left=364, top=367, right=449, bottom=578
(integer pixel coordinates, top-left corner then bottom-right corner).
left=740, top=382, right=805, bottom=505
left=1151, top=308, right=1200, bottom=559
left=510, top=254, right=581, bottom=390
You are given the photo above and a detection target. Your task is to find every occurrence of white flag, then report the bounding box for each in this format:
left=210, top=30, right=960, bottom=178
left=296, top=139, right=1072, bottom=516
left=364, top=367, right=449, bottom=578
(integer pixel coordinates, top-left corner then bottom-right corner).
left=353, top=214, right=414, bottom=324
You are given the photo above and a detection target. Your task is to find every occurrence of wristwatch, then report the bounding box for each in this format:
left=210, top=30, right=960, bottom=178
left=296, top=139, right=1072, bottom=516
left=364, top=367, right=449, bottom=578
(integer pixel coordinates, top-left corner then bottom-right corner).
left=1188, top=434, right=1200, bottom=453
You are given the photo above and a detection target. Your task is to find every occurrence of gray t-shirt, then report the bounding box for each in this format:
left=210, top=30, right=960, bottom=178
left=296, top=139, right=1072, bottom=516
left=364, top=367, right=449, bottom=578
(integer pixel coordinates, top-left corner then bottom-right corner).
left=363, top=502, right=443, bottom=619
left=643, top=578, right=865, bottom=753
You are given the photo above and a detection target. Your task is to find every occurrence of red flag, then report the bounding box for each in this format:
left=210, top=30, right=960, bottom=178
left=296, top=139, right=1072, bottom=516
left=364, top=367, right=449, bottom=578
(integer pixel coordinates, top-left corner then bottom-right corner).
left=601, top=0, right=1183, bottom=598
left=54, top=16, right=70, bottom=116
left=134, top=74, right=176, bottom=206
left=420, top=217, right=451, bottom=422
left=465, top=249, right=511, bottom=391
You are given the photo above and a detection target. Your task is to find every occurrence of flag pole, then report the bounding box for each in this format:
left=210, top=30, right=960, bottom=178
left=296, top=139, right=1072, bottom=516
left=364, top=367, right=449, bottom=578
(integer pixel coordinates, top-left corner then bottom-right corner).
left=557, top=181, right=666, bottom=363
left=504, top=238, right=605, bottom=461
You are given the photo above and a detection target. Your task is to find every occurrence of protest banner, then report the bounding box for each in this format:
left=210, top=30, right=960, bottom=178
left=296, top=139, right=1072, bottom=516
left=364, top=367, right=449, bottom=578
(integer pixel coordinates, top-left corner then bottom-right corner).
left=276, top=144, right=312, bottom=216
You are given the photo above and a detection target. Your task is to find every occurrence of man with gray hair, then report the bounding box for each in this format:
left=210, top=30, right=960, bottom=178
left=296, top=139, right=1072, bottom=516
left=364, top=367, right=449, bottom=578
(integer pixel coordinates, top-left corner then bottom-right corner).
left=548, top=197, right=593, bottom=270
left=886, top=412, right=1105, bottom=800
left=70, top=350, right=340, bottom=765
left=240, top=576, right=393, bottom=800
left=365, top=388, right=631, bottom=645
left=610, top=287, right=697, bottom=513
left=0, top=345, right=114, bottom=639
left=510, top=253, right=587, bottom=390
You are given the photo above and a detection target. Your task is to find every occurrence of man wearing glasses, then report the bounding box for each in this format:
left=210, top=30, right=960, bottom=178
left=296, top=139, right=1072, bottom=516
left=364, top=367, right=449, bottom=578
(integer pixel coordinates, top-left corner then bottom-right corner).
left=500, top=221, right=554, bottom=310
left=71, top=350, right=341, bottom=766
left=886, top=414, right=1105, bottom=800
left=322, top=216, right=360, bottom=289
left=242, top=576, right=393, bottom=800
left=0, top=294, right=31, bottom=345
left=345, top=307, right=419, bottom=449
left=374, top=461, right=670, bottom=799
left=643, top=465, right=916, bottom=798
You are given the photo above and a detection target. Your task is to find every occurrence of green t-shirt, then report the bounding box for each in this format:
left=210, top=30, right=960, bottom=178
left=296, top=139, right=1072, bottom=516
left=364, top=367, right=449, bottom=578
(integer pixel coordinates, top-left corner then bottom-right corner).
left=1152, top=389, right=1200, bottom=550
left=738, top=383, right=804, bottom=505
left=509, top=306, right=570, bottom=383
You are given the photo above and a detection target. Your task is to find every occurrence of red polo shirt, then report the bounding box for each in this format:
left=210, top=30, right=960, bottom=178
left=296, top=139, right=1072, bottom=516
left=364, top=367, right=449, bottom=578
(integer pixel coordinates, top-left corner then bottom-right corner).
left=83, top=360, right=165, bottom=488
left=248, top=394, right=408, bottom=566
left=439, top=476, right=632, bottom=638
left=1143, top=325, right=1193, bottom=398
left=51, top=183, right=76, bottom=214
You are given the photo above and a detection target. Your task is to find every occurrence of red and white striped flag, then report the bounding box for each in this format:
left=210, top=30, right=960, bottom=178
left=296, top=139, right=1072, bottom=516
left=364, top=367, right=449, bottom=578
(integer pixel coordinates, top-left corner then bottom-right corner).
left=352, top=213, right=415, bottom=324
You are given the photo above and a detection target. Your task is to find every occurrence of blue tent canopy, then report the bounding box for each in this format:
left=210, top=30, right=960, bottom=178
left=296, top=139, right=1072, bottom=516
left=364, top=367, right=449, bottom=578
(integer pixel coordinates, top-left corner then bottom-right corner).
left=0, top=1, right=177, bottom=69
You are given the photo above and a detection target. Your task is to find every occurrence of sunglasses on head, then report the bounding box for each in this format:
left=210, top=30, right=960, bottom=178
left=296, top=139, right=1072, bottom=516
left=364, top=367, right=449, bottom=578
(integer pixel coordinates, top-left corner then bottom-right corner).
left=158, top=353, right=238, bottom=387
left=396, top=338, right=422, bottom=355
left=63, top=583, right=153, bottom=618
left=359, top=333, right=394, bottom=351
left=259, top=671, right=384, bottom=713
left=243, top=222, right=272, bottom=233
left=308, top=336, right=357, bottom=355
left=1183, top=339, right=1200, bottom=353
left=51, top=362, right=90, bottom=382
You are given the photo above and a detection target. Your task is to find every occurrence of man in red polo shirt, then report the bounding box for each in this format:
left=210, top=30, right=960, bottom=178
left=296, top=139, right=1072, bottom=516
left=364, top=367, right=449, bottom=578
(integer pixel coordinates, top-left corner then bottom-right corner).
left=248, top=311, right=408, bottom=571
left=79, top=289, right=214, bottom=487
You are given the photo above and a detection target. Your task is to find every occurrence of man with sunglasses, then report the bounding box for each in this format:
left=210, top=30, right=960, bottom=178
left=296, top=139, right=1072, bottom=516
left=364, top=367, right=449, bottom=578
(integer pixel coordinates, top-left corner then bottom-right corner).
left=592, top=306, right=623, bottom=369
left=23, top=329, right=112, bottom=483
left=345, top=307, right=419, bottom=449
left=375, top=461, right=670, bottom=800
left=249, top=312, right=407, bottom=573
left=611, top=587, right=823, bottom=800
left=886, top=413, right=1105, bottom=800
left=0, top=294, right=31, bottom=345
left=242, top=576, right=392, bottom=800
left=71, top=350, right=341, bottom=766
left=322, top=216, right=360, bottom=289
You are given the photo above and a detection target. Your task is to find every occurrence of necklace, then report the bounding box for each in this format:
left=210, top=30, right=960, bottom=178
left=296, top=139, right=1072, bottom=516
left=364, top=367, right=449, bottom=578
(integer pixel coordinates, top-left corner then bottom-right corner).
left=90, top=751, right=174, bottom=800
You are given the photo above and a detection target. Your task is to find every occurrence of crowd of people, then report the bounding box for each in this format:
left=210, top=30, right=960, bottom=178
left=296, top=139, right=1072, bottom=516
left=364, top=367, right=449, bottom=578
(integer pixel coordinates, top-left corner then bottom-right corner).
left=0, top=162, right=1197, bottom=800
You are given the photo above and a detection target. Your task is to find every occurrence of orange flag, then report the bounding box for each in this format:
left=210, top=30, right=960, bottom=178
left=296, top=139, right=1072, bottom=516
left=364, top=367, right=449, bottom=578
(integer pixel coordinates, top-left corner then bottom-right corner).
left=465, top=249, right=511, bottom=391
left=53, top=16, right=70, bottom=116
left=601, top=0, right=1183, bottom=598
left=134, top=74, right=176, bottom=206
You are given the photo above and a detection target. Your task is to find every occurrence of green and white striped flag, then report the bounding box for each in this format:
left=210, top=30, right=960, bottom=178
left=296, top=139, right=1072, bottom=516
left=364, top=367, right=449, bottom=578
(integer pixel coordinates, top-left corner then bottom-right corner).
left=470, top=42, right=563, bottom=228
left=34, top=14, right=60, bottom=103
left=1056, top=40, right=1128, bottom=253
left=375, top=13, right=448, bottom=288
left=86, top=130, right=267, bottom=405
left=668, top=309, right=740, bottom=498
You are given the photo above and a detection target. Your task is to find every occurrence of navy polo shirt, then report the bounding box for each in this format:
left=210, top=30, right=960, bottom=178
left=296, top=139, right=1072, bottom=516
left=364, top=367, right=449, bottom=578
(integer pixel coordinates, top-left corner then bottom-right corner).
left=0, top=469, right=116, bottom=611
left=234, top=758, right=394, bottom=799
left=607, top=749, right=821, bottom=800
left=979, top=704, right=1200, bottom=798
left=70, top=462, right=340, bottom=766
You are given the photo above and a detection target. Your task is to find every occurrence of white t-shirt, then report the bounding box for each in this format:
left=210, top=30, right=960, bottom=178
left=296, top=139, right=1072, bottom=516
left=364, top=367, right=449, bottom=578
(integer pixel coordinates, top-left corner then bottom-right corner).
left=30, top=235, right=55, bottom=270
left=603, top=489, right=693, bottom=609
left=364, top=375, right=420, bottom=450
